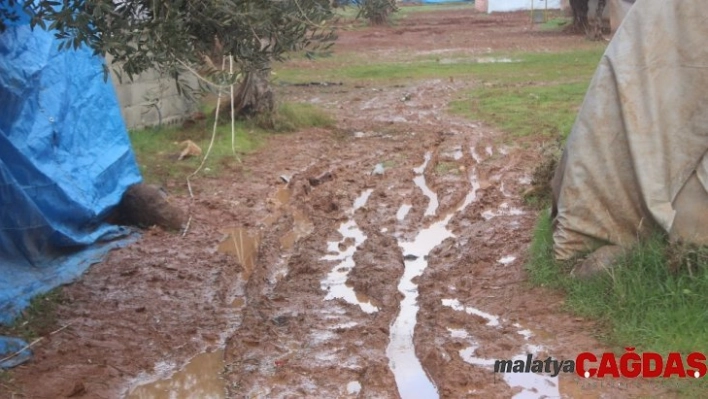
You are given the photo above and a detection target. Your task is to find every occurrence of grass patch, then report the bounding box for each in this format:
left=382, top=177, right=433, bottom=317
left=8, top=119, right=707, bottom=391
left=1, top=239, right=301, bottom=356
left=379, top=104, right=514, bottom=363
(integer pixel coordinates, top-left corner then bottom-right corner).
left=335, top=2, right=475, bottom=23
left=130, top=101, right=332, bottom=186
left=0, top=289, right=65, bottom=341
left=129, top=121, right=258, bottom=187
left=445, top=48, right=605, bottom=139
left=276, top=47, right=605, bottom=86
left=434, top=161, right=461, bottom=175
left=527, top=213, right=708, bottom=394
left=539, top=17, right=571, bottom=31
left=451, top=81, right=589, bottom=138
left=270, top=102, right=335, bottom=132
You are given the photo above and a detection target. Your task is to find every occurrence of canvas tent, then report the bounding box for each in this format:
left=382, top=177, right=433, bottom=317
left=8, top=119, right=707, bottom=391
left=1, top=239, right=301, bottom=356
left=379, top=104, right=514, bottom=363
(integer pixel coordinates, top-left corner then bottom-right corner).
left=476, top=0, right=561, bottom=14
left=552, top=0, right=708, bottom=266
left=0, top=5, right=142, bottom=366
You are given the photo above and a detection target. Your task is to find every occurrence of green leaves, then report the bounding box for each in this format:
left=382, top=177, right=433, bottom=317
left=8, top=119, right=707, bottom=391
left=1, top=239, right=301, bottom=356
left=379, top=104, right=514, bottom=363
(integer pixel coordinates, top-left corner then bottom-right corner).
left=353, top=0, right=398, bottom=26
left=2, top=0, right=337, bottom=86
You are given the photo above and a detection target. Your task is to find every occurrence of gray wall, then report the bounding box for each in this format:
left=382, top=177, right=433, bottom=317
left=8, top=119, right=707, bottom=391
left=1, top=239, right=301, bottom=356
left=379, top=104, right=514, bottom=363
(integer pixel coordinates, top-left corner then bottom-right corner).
left=109, top=60, right=198, bottom=130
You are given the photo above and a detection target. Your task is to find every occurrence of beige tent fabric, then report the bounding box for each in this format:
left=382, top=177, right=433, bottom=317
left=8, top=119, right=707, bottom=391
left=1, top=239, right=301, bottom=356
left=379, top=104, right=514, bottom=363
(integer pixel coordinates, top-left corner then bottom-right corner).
left=609, top=0, right=634, bottom=32
left=552, top=0, right=708, bottom=260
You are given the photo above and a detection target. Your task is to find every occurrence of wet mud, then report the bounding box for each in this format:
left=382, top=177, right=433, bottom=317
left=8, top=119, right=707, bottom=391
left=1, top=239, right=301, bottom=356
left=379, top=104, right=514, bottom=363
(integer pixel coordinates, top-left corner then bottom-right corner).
left=0, top=8, right=678, bottom=399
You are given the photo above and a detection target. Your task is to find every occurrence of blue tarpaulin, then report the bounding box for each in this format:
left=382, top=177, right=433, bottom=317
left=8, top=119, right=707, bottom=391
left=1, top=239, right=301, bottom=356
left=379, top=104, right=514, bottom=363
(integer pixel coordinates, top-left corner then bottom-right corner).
left=0, top=5, right=142, bottom=367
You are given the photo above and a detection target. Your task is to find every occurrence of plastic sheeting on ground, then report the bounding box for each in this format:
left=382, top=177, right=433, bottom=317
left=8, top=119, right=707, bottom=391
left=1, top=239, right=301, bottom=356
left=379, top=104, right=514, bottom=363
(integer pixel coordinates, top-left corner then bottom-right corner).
left=0, top=5, right=142, bottom=365
left=552, top=0, right=708, bottom=259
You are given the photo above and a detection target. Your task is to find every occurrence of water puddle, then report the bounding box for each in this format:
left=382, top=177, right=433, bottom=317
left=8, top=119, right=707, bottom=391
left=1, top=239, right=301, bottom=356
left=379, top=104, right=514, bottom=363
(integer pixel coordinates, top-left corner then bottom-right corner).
left=353, top=189, right=374, bottom=210
left=320, top=190, right=379, bottom=313
left=413, top=151, right=431, bottom=174
left=461, top=343, right=560, bottom=398
left=447, top=328, right=469, bottom=339
left=412, top=152, right=439, bottom=217
left=330, top=321, right=358, bottom=330
left=346, top=381, right=362, bottom=395
left=442, top=146, right=464, bottom=161
left=413, top=175, right=439, bottom=217
left=279, top=209, right=314, bottom=250
left=498, top=255, right=516, bottom=265
left=127, top=350, right=225, bottom=399
left=217, top=228, right=260, bottom=281
left=387, top=168, right=480, bottom=399
left=470, top=146, right=483, bottom=164
left=230, top=297, right=245, bottom=308
left=274, top=186, right=291, bottom=206
left=441, top=299, right=500, bottom=327
left=396, top=203, right=412, bottom=221
left=445, top=307, right=560, bottom=399
left=481, top=203, right=525, bottom=221
left=438, top=57, right=518, bottom=65
left=519, top=175, right=532, bottom=185
left=476, top=57, right=518, bottom=64
left=499, top=182, right=513, bottom=198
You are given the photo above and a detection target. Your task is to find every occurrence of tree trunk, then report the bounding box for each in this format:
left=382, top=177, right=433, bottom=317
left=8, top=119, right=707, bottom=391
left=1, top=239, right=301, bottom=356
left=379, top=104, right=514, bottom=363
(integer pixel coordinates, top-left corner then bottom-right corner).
left=569, top=0, right=590, bottom=33
left=588, top=0, right=607, bottom=40
left=215, top=68, right=275, bottom=121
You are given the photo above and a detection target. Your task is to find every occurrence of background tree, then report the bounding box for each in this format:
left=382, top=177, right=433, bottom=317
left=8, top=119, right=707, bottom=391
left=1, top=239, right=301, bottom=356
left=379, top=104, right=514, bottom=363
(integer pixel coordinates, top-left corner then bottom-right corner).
left=354, top=0, right=397, bottom=26
left=0, top=0, right=338, bottom=117
left=569, top=0, right=590, bottom=32
left=569, top=0, right=606, bottom=38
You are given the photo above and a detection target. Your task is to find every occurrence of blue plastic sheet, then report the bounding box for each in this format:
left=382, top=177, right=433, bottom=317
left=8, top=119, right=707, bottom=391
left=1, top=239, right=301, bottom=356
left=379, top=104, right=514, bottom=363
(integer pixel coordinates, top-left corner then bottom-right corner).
left=0, top=3, right=142, bottom=365
left=0, top=336, right=32, bottom=369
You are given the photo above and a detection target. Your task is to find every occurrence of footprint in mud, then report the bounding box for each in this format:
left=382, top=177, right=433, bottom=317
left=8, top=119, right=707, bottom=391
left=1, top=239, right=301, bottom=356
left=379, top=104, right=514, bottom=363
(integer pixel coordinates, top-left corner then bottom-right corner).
left=442, top=298, right=561, bottom=399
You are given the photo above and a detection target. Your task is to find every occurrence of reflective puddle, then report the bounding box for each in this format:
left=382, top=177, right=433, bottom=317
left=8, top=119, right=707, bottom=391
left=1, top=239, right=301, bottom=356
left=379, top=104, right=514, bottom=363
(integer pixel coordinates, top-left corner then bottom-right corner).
left=127, top=350, right=226, bottom=399
left=412, top=152, right=439, bottom=217
left=444, top=303, right=561, bottom=398
left=481, top=202, right=525, bottom=221
left=470, top=146, right=483, bottom=164
left=320, top=189, right=379, bottom=313
left=396, top=203, right=412, bottom=221
left=497, top=255, right=517, bottom=265
left=280, top=209, right=314, bottom=250
left=217, top=228, right=260, bottom=281
left=386, top=159, right=481, bottom=399
left=441, top=298, right=500, bottom=327
left=346, top=381, right=362, bottom=395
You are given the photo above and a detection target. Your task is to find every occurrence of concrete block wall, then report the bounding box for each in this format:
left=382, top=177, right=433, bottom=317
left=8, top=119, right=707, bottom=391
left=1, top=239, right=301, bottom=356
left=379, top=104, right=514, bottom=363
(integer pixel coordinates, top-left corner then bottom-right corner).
left=108, top=59, right=198, bottom=130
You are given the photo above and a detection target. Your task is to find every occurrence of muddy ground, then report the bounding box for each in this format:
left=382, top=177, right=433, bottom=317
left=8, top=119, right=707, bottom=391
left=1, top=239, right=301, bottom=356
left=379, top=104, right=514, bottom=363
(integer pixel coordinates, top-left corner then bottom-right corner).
left=0, top=7, right=681, bottom=399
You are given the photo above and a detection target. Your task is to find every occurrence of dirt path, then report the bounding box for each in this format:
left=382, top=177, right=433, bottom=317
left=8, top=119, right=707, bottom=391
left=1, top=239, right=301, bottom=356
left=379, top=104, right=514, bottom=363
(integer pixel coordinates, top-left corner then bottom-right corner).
left=1, top=7, right=678, bottom=399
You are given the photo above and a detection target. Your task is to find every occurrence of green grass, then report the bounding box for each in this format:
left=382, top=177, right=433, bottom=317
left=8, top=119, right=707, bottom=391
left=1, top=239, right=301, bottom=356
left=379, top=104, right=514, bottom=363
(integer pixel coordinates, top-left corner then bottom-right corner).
left=276, top=47, right=605, bottom=86
left=451, top=81, right=589, bottom=138
left=0, top=289, right=65, bottom=341
left=443, top=48, right=604, bottom=139
left=539, top=16, right=571, bottom=31
left=527, top=212, right=708, bottom=394
left=434, top=161, right=461, bottom=175
left=129, top=101, right=332, bottom=187
left=270, top=102, right=335, bottom=132
left=335, top=2, right=475, bottom=24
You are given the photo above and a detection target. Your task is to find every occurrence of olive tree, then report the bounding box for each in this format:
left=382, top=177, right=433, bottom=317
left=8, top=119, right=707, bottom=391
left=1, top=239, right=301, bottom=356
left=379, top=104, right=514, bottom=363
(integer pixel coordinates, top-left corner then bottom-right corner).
left=569, top=0, right=606, bottom=38
left=0, top=0, right=338, bottom=117
left=354, top=0, right=397, bottom=26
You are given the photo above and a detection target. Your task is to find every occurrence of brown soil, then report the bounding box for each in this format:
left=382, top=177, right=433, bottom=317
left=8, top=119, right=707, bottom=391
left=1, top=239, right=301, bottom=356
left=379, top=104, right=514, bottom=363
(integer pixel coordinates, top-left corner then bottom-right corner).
left=0, top=7, right=680, bottom=399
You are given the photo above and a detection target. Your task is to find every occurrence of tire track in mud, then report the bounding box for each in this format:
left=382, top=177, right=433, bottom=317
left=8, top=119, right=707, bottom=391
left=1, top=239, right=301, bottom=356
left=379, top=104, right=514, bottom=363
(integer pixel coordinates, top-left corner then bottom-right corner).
left=222, top=80, right=674, bottom=399
left=221, top=79, right=549, bottom=398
